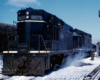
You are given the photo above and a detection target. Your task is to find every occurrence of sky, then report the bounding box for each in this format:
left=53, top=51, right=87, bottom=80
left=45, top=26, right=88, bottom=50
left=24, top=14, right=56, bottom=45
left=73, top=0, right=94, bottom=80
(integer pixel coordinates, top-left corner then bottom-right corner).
left=0, top=0, right=100, bottom=43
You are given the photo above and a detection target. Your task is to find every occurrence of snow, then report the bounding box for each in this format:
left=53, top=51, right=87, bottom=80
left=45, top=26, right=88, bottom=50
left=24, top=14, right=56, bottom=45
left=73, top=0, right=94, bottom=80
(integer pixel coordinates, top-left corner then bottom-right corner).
left=0, top=53, right=100, bottom=80
left=36, top=57, right=100, bottom=80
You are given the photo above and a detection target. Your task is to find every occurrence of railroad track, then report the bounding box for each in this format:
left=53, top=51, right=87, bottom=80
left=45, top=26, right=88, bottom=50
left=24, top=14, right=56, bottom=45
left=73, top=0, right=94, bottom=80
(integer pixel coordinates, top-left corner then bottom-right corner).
left=83, top=65, right=100, bottom=80
left=0, top=76, right=36, bottom=80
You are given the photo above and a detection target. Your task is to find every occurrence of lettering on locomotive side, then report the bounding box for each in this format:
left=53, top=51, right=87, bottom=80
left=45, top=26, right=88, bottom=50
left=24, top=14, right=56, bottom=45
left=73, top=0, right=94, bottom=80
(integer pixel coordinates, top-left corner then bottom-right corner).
left=31, top=15, right=43, bottom=20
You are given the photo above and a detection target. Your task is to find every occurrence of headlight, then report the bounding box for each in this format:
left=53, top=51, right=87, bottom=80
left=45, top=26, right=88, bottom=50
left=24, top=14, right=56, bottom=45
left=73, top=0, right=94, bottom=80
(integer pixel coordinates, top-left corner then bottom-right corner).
left=26, top=16, right=29, bottom=19
left=26, top=12, right=29, bottom=15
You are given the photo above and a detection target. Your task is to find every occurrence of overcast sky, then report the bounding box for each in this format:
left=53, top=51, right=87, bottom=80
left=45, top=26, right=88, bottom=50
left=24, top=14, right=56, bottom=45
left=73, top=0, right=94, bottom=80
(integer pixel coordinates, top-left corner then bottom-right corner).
left=0, top=0, right=100, bottom=43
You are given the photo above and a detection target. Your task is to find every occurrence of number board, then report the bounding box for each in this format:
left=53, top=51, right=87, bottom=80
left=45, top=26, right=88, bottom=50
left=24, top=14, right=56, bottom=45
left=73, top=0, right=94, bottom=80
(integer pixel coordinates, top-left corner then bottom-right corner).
left=18, top=16, right=25, bottom=21
left=18, top=15, right=43, bottom=21
left=31, top=15, right=43, bottom=20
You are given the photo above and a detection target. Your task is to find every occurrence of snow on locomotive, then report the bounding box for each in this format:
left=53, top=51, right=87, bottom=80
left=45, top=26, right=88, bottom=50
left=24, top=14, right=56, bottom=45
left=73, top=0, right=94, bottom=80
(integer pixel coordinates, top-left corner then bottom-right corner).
left=2, top=7, right=92, bottom=76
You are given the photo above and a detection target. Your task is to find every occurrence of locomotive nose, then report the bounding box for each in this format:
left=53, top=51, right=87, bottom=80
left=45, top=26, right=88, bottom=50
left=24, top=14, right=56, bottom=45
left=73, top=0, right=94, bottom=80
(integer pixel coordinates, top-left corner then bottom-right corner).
left=17, top=56, right=31, bottom=75
left=17, top=57, right=27, bottom=68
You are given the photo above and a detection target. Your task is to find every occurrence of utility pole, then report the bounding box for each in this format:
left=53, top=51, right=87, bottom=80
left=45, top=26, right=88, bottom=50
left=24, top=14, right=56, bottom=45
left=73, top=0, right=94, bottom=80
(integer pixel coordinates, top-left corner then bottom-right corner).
left=13, top=20, right=17, bottom=26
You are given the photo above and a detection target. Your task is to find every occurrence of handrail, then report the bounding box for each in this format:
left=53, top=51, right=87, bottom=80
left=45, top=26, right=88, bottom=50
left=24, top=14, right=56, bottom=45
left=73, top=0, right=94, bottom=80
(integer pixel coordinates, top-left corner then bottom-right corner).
left=30, top=35, right=47, bottom=51
left=5, top=35, right=47, bottom=53
left=40, top=35, right=47, bottom=51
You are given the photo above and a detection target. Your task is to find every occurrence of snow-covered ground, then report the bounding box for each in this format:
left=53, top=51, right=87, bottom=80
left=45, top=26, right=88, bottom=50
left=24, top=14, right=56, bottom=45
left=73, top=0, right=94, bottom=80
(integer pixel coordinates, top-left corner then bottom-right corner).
left=0, top=52, right=100, bottom=80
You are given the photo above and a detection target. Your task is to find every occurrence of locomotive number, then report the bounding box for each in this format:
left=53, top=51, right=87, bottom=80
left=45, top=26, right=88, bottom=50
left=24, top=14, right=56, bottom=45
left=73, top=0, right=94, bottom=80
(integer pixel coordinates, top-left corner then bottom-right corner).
left=31, top=15, right=42, bottom=20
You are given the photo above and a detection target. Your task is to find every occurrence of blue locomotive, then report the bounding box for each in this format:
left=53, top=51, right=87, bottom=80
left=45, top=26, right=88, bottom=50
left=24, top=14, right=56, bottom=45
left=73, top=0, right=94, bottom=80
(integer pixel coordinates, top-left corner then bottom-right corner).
left=73, top=29, right=91, bottom=49
left=2, top=7, right=92, bottom=76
